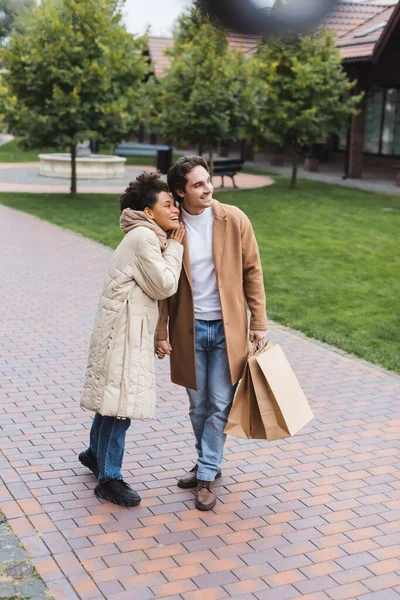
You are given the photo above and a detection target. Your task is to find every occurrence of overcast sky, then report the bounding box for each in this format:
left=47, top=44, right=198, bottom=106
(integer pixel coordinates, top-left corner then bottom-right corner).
left=120, top=0, right=383, bottom=38
left=122, top=0, right=192, bottom=37
left=121, top=0, right=284, bottom=37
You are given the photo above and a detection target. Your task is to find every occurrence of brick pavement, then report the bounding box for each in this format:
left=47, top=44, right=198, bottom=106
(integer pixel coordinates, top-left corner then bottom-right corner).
left=1, top=203, right=400, bottom=600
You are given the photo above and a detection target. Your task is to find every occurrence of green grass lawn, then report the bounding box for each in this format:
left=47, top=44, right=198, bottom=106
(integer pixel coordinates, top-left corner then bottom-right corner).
left=0, top=138, right=260, bottom=171
left=1, top=178, right=399, bottom=373
left=0, top=139, right=58, bottom=162
left=0, top=139, right=181, bottom=166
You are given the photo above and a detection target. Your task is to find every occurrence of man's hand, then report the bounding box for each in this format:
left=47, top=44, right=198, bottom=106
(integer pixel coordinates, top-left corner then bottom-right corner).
left=155, top=340, right=172, bottom=360
left=249, top=330, right=267, bottom=344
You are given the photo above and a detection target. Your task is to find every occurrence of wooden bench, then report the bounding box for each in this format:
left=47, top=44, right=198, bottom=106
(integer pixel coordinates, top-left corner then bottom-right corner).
left=213, top=158, right=244, bottom=188
left=113, top=142, right=171, bottom=157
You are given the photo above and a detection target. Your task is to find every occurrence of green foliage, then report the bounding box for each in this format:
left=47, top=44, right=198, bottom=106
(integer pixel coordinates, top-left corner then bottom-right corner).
left=0, top=138, right=63, bottom=161
left=247, top=30, right=362, bottom=186
left=1, top=179, right=399, bottom=373
left=1, top=0, right=149, bottom=192
left=0, top=138, right=183, bottom=164
left=0, top=72, right=8, bottom=128
left=153, top=2, right=249, bottom=158
left=0, top=0, right=35, bottom=46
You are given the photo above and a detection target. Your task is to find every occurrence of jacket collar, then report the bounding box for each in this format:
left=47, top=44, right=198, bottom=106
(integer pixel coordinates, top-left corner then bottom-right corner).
left=212, top=199, right=227, bottom=221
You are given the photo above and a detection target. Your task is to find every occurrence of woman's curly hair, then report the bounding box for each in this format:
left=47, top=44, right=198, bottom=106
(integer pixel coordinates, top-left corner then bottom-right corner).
left=119, top=172, right=170, bottom=213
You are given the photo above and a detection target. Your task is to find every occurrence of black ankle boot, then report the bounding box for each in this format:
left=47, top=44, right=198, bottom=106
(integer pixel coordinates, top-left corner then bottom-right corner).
left=78, top=449, right=98, bottom=478
left=94, top=479, right=141, bottom=507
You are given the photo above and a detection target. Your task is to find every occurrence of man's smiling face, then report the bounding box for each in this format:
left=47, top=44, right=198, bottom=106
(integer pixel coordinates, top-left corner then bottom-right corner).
left=178, top=165, right=214, bottom=215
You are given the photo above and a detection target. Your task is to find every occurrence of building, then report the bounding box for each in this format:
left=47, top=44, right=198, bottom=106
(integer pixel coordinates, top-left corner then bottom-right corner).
left=147, top=1, right=400, bottom=180
left=326, top=1, right=400, bottom=178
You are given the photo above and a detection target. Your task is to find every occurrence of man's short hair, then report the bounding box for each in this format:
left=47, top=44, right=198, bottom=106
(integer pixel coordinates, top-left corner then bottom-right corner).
left=167, top=156, right=209, bottom=203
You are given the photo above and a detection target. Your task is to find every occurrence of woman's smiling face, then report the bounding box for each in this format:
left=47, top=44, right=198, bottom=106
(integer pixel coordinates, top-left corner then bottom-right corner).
left=144, top=191, right=180, bottom=231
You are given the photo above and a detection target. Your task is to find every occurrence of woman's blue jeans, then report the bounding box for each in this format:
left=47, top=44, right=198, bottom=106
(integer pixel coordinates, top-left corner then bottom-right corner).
left=186, top=320, right=237, bottom=482
left=89, top=413, right=131, bottom=483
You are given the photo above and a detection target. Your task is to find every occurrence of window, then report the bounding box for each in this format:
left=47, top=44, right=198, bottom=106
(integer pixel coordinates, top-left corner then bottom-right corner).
left=382, top=89, right=400, bottom=156
left=364, top=89, right=384, bottom=154
left=337, top=124, right=348, bottom=151
left=363, top=87, right=400, bottom=156
left=394, top=96, right=400, bottom=156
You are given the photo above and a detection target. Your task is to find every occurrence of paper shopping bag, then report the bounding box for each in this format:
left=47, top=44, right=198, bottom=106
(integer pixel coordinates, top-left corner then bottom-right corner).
left=222, top=360, right=265, bottom=440
left=224, top=342, right=314, bottom=441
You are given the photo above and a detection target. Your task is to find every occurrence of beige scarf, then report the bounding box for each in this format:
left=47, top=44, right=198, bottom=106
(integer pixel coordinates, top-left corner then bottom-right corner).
left=120, top=208, right=168, bottom=250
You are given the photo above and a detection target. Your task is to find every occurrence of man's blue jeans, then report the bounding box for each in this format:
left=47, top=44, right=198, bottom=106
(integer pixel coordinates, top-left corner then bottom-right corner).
left=89, top=413, right=131, bottom=483
left=186, top=320, right=237, bottom=482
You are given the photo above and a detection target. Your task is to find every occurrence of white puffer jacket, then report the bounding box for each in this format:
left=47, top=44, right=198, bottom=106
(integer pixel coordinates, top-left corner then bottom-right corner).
left=81, top=226, right=183, bottom=420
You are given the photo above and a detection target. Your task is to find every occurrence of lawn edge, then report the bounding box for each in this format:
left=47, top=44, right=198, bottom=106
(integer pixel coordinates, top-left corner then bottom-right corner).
left=1, top=200, right=399, bottom=378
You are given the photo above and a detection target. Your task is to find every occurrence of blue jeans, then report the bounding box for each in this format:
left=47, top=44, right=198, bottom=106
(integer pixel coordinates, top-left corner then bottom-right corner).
left=186, top=320, right=237, bottom=482
left=89, top=413, right=131, bottom=483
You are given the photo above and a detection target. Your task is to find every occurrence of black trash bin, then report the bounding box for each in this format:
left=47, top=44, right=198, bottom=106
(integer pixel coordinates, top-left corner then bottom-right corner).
left=157, top=146, right=173, bottom=175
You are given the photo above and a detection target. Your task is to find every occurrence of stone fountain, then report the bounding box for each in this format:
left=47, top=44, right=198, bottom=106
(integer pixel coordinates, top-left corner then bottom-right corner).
left=39, top=143, right=126, bottom=179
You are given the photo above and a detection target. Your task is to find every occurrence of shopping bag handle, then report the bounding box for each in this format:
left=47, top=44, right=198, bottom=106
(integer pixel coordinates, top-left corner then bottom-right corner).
left=249, top=339, right=271, bottom=357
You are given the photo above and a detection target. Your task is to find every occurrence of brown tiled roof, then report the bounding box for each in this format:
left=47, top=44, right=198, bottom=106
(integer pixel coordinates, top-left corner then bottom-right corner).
left=147, top=34, right=258, bottom=77
left=147, top=1, right=400, bottom=75
left=324, top=2, right=397, bottom=60
left=227, top=34, right=259, bottom=55
left=147, top=36, right=173, bottom=78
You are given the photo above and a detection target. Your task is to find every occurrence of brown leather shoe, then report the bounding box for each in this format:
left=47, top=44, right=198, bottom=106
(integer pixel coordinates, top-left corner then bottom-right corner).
left=195, top=479, right=217, bottom=511
left=177, top=465, right=222, bottom=489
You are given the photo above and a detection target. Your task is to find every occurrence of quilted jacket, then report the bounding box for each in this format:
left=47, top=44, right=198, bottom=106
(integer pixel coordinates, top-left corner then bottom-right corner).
left=81, top=226, right=183, bottom=419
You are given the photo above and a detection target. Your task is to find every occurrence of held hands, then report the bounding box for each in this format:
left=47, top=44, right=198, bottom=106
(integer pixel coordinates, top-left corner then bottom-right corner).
left=168, top=223, right=185, bottom=245
left=155, top=340, right=172, bottom=360
left=249, top=330, right=267, bottom=344
left=156, top=332, right=267, bottom=359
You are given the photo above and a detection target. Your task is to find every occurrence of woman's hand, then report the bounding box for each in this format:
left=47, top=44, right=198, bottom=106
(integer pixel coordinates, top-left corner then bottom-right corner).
left=155, top=340, right=172, bottom=360
left=168, top=223, right=185, bottom=244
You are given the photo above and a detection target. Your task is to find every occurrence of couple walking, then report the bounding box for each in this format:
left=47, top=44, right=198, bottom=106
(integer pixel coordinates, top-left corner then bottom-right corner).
left=80, top=155, right=267, bottom=511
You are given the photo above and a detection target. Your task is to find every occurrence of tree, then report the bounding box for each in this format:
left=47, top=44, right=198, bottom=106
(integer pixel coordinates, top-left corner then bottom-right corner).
left=153, top=2, right=249, bottom=173
left=247, top=30, right=362, bottom=187
left=2, top=0, right=149, bottom=195
left=0, top=0, right=35, bottom=46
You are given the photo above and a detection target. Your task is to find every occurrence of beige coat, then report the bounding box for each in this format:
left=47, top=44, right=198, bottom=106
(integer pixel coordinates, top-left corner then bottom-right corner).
left=81, top=226, right=183, bottom=419
left=157, top=199, right=267, bottom=390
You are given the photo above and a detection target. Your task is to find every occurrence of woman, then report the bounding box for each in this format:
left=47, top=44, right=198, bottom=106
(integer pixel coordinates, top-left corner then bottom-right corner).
left=79, top=172, right=185, bottom=507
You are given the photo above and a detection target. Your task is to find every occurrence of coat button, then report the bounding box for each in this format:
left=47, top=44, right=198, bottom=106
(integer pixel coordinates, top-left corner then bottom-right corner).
left=189, top=328, right=194, bottom=335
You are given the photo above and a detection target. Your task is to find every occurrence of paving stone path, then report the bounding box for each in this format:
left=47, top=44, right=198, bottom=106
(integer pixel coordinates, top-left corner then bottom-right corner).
left=1, top=203, right=400, bottom=600
left=0, top=511, right=52, bottom=599
left=0, top=164, right=273, bottom=194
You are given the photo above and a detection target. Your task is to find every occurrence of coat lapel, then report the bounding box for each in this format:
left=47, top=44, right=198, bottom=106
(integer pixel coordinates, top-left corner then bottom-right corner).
left=182, top=234, right=193, bottom=288
left=212, top=200, right=227, bottom=278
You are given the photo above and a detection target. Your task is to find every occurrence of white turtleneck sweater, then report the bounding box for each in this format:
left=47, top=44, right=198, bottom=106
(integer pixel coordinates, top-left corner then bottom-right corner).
left=181, top=206, right=222, bottom=321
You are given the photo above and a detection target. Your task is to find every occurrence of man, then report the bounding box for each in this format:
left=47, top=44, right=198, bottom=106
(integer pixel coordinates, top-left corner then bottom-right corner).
left=156, top=156, right=267, bottom=511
